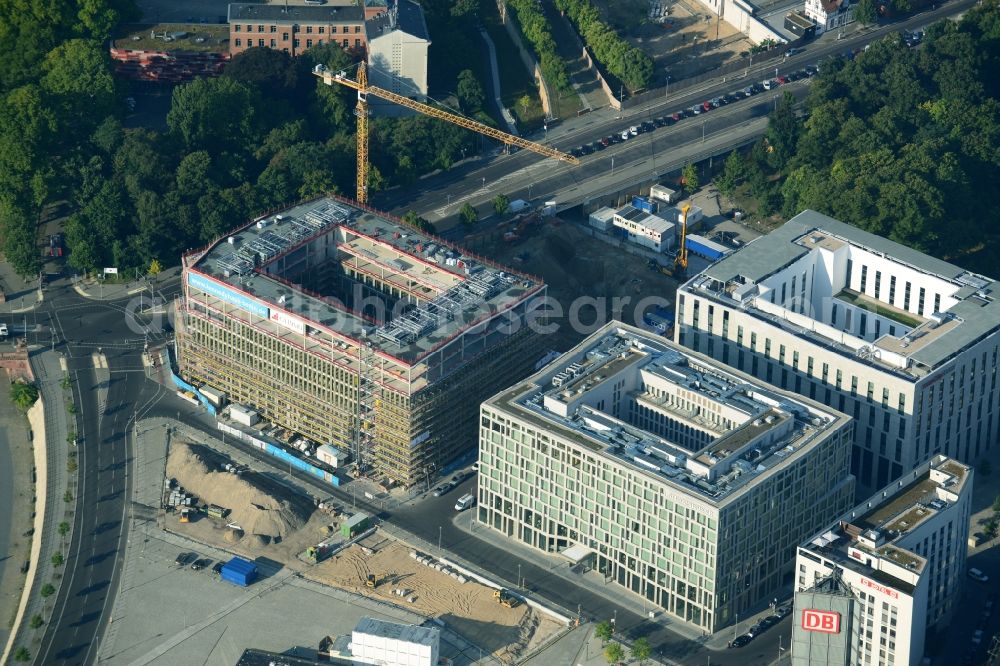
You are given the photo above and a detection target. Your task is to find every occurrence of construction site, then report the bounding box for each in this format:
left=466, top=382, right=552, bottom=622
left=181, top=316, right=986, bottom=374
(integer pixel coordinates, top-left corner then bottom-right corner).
left=177, top=196, right=548, bottom=487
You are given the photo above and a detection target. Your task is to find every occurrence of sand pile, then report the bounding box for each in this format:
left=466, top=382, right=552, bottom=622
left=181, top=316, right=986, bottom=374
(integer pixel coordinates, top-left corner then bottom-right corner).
left=166, top=441, right=312, bottom=540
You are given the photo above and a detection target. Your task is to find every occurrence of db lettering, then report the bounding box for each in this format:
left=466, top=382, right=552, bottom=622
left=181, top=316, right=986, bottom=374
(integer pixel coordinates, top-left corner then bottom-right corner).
left=802, top=610, right=840, bottom=634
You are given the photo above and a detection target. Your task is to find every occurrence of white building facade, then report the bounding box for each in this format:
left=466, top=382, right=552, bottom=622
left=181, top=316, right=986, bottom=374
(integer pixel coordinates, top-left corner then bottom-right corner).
left=613, top=206, right=675, bottom=252
left=804, top=0, right=854, bottom=33
left=366, top=0, right=430, bottom=114
left=350, top=617, right=440, bottom=666
left=676, top=210, right=1000, bottom=496
left=793, top=455, right=971, bottom=666
left=478, top=323, right=855, bottom=632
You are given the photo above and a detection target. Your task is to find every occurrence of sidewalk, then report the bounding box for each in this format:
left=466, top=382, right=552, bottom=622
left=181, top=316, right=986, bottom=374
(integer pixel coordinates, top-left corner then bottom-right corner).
left=0, top=261, right=43, bottom=313
left=9, top=350, right=76, bottom=655
left=70, top=265, right=180, bottom=302
left=450, top=509, right=787, bottom=653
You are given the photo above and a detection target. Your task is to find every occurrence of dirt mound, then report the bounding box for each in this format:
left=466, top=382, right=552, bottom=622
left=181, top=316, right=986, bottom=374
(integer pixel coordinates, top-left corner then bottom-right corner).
left=166, top=441, right=312, bottom=540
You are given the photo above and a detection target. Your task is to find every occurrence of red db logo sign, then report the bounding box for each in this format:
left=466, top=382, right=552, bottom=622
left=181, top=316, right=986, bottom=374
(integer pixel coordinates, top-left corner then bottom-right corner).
left=802, top=609, right=841, bottom=634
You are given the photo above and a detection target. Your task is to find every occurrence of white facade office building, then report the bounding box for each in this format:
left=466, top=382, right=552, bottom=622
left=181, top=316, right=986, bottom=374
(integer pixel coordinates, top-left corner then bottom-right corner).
left=793, top=455, right=971, bottom=666
left=676, top=210, right=1000, bottom=495
left=478, top=322, right=855, bottom=632
left=366, top=0, right=430, bottom=114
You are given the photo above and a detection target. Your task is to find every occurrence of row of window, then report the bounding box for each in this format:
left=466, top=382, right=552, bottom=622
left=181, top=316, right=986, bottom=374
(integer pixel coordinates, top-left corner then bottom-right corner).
left=233, top=23, right=361, bottom=34
left=234, top=37, right=361, bottom=48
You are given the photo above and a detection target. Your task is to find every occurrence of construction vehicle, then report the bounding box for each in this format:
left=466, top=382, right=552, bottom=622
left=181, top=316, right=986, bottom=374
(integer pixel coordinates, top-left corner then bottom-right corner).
left=366, top=573, right=381, bottom=588
left=179, top=508, right=191, bottom=523
left=493, top=588, right=521, bottom=608
left=673, top=203, right=692, bottom=279
left=313, top=62, right=579, bottom=205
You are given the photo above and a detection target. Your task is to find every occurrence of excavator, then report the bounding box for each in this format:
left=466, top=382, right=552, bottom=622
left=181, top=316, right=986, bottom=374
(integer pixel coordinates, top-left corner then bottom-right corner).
left=365, top=573, right=381, bottom=589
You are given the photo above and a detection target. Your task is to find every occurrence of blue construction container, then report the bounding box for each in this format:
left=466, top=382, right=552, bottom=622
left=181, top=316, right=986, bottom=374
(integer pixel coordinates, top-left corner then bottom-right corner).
left=631, top=196, right=658, bottom=214
left=685, top=235, right=730, bottom=261
left=220, top=557, right=258, bottom=587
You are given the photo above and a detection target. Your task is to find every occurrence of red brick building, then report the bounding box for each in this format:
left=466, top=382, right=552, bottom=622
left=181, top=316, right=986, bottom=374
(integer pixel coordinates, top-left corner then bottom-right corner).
left=228, top=3, right=373, bottom=57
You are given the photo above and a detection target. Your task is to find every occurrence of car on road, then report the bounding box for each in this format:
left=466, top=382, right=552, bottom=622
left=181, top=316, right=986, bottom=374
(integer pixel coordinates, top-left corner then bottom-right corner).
left=653, top=116, right=669, bottom=127
left=600, top=136, right=611, bottom=146
left=592, top=140, right=606, bottom=151
left=712, top=97, right=724, bottom=107
left=702, top=100, right=713, bottom=112
left=671, top=111, right=682, bottom=121
left=191, top=558, right=212, bottom=571
left=690, top=105, right=702, bottom=115
left=579, top=143, right=594, bottom=155
left=570, top=147, right=583, bottom=158
left=742, top=86, right=754, bottom=97
left=729, top=634, right=753, bottom=648
left=969, top=567, right=990, bottom=583
left=805, top=65, right=818, bottom=76
left=775, top=605, right=792, bottom=618
left=763, top=79, right=775, bottom=90
left=432, top=482, right=455, bottom=497
left=640, top=121, right=655, bottom=133
left=175, top=552, right=196, bottom=566
left=759, top=615, right=779, bottom=630
left=620, top=130, right=631, bottom=140
left=212, top=561, right=225, bottom=574
left=629, top=126, right=639, bottom=136
left=777, top=74, right=790, bottom=84
left=787, top=46, right=803, bottom=56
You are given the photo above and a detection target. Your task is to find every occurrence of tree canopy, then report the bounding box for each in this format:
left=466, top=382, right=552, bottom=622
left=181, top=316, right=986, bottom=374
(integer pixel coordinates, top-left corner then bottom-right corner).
left=738, top=4, right=1000, bottom=272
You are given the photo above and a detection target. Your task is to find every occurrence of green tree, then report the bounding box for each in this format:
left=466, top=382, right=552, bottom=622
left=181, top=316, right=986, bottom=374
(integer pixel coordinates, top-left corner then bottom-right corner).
left=681, top=163, right=700, bottom=192
left=604, top=641, right=625, bottom=665
left=10, top=382, right=39, bottom=410
left=63, top=490, right=73, bottom=503
left=854, top=0, right=878, bottom=24
left=492, top=193, right=510, bottom=216
left=167, top=77, right=260, bottom=153
left=459, top=202, right=478, bottom=226
left=29, top=614, right=44, bottom=629
left=517, top=94, right=533, bottom=119
left=51, top=552, right=64, bottom=567
left=630, top=637, right=652, bottom=665
left=40, top=583, right=55, bottom=598
left=41, top=39, right=117, bottom=139
left=594, top=620, right=614, bottom=645
left=66, top=431, right=76, bottom=445
left=716, top=150, right=745, bottom=197
left=58, top=521, right=70, bottom=538
left=149, top=259, right=162, bottom=276
left=456, top=69, right=486, bottom=114
left=13, top=647, right=30, bottom=662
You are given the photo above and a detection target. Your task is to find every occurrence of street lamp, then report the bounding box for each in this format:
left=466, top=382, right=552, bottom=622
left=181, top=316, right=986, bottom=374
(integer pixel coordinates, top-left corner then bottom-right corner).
left=482, top=177, right=486, bottom=190
left=702, top=120, right=706, bottom=142
left=517, top=563, right=521, bottom=588
left=438, top=525, right=442, bottom=551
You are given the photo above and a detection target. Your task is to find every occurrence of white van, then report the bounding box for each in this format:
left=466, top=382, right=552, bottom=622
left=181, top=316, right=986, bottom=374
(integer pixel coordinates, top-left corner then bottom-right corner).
left=454, top=493, right=475, bottom=511
left=0, top=323, right=8, bottom=337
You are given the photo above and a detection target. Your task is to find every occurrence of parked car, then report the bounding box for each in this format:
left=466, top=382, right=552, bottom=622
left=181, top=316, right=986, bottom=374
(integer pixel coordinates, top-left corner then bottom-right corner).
left=702, top=100, right=713, bottom=112
left=671, top=111, right=682, bottom=121
left=570, top=147, right=583, bottom=157
left=759, top=615, right=779, bottom=630
left=776, top=605, right=792, bottom=618
left=640, top=121, right=655, bottom=132
left=787, top=46, right=803, bottom=56
left=175, top=552, right=196, bottom=566
left=191, top=558, right=212, bottom=571
left=729, top=634, right=753, bottom=648
left=805, top=65, right=818, bottom=76
left=653, top=116, right=669, bottom=127
left=432, top=482, right=455, bottom=497
left=711, top=97, right=723, bottom=107
left=600, top=136, right=611, bottom=146
left=969, top=567, right=990, bottom=583
left=593, top=140, right=606, bottom=151
left=212, top=561, right=225, bottom=574
left=621, top=130, right=631, bottom=140
left=579, top=143, right=594, bottom=155
left=690, top=105, right=702, bottom=115
left=777, top=74, right=790, bottom=84
left=629, top=126, right=639, bottom=136
left=762, top=79, right=775, bottom=90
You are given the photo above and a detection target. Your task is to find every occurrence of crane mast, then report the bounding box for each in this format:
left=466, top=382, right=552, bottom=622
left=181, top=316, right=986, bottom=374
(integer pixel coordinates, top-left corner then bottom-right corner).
left=314, top=62, right=578, bottom=205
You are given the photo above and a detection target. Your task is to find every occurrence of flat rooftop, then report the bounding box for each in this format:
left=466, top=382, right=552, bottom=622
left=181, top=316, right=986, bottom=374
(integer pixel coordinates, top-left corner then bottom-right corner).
left=802, top=456, right=971, bottom=591
left=487, top=323, right=847, bottom=504
left=688, top=209, right=1000, bottom=375
left=228, top=3, right=365, bottom=22
left=187, top=197, right=542, bottom=366
left=113, top=24, right=229, bottom=52
left=354, top=616, right=439, bottom=645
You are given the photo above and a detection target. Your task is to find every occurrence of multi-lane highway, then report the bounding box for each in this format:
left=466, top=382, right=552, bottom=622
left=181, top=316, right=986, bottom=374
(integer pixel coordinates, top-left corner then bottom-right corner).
left=375, top=0, right=978, bottom=229
left=28, top=278, right=176, bottom=665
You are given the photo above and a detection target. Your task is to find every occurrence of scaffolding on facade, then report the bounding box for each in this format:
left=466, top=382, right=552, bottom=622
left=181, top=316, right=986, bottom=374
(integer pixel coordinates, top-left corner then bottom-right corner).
left=354, top=340, right=380, bottom=474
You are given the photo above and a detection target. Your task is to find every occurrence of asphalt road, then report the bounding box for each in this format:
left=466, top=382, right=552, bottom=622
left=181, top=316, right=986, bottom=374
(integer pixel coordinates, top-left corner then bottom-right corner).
left=373, top=0, right=979, bottom=228
left=29, top=275, right=175, bottom=666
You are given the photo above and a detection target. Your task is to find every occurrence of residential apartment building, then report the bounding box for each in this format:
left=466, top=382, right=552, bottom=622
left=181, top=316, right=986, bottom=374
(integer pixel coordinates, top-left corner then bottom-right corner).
left=228, top=3, right=368, bottom=57
left=793, top=455, right=972, bottom=665
left=676, top=209, right=1000, bottom=496
left=177, top=196, right=546, bottom=487
left=478, top=322, right=855, bottom=632
left=804, top=0, right=854, bottom=33
left=366, top=0, right=430, bottom=110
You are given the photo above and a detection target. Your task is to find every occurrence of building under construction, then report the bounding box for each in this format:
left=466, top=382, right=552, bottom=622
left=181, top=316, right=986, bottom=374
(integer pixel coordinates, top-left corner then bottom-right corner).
left=177, top=196, right=547, bottom=487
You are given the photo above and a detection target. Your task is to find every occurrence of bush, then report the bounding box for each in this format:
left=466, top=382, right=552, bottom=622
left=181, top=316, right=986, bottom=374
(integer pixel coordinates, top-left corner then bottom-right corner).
left=14, top=647, right=31, bottom=662
left=40, top=583, right=55, bottom=598
left=506, top=0, right=571, bottom=91
left=51, top=552, right=64, bottom=567
left=10, top=382, right=39, bottom=411
left=29, top=614, right=44, bottom=629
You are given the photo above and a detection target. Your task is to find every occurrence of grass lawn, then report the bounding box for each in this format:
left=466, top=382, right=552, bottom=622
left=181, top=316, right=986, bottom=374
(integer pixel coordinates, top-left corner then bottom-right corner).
left=483, top=16, right=546, bottom=132
left=113, top=24, right=228, bottom=52
left=836, top=289, right=925, bottom=328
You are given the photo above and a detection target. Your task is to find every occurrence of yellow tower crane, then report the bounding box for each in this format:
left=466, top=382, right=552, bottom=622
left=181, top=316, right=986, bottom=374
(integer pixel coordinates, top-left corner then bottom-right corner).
left=674, top=203, right=692, bottom=277
left=313, top=62, right=579, bottom=204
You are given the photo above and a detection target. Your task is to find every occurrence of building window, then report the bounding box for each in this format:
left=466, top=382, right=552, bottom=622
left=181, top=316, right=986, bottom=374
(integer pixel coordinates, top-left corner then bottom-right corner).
left=343, top=25, right=349, bottom=33
left=270, top=38, right=276, bottom=47
left=258, top=38, right=264, bottom=46
left=846, top=258, right=853, bottom=288
left=293, top=24, right=300, bottom=33
left=271, top=25, right=277, bottom=33
left=319, top=26, right=325, bottom=33
left=257, top=24, right=264, bottom=32
left=889, top=275, right=896, bottom=305
left=874, top=271, right=881, bottom=299
left=355, top=24, right=361, bottom=32
left=831, top=304, right=838, bottom=326
left=306, top=25, right=313, bottom=33
left=283, top=32, right=289, bottom=40
left=934, top=293, right=941, bottom=314
left=860, top=265, right=868, bottom=293
left=904, top=282, right=912, bottom=311
left=235, top=24, right=242, bottom=32
left=355, top=38, right=361, bottom=47
left=342, top=38, right=348, bottom=47
left=235, top=38, right=242, bottom=46
left=918, top=287, right=926, bottom=315
left=294, top=39, right=300, bottom=47
left=306, top=38, right=313, bottom=47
